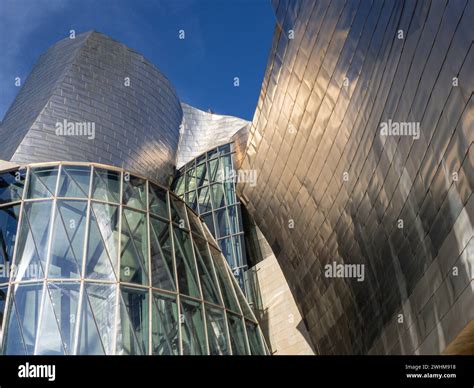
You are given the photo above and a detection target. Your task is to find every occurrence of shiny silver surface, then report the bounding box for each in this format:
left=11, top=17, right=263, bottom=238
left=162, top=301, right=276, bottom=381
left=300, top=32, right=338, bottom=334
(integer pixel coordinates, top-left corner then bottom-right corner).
left=176, top=103, right=250, bottom=168
left=0, top=31, right=183, bottom=185
left=239, top=0, right=474, bottom=354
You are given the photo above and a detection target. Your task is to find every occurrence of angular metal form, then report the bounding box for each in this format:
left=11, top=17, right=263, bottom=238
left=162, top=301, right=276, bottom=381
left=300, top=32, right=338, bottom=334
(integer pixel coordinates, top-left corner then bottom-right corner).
left=0, top=31, right=183, bottom=185
left=177, top=104, right=250, bottom=168
left=238, top=0, right=474, bottom=354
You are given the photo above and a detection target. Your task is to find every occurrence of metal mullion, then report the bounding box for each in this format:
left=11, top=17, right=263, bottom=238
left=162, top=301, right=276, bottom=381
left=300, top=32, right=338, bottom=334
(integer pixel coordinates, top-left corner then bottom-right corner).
left=204, top=241, right=231, bottom=354
left=0, top=166, right=28, bottom=350
left=112, top=169, right=124, bottom=354
left=240, top=314, right=251, bottom=355
left=146, top=180, right=152, bottom=355
left=33, top=167, right=60, bottom=354
left=222, top=307, right=233, bottom=356
left=0, top=200, right=22, bottom=209
left=22, top=197, right=54, bottom=203
left=33, top=280, right=48, bottom=354
left=73, top=165, right=94, bottom=355
left=118, top=281, right=149, bottom=290
left=168, top=191, right=182, bottom=355
left=150, top=286, right=177, bottom=298
left=89, top=198, right=120, bottom=206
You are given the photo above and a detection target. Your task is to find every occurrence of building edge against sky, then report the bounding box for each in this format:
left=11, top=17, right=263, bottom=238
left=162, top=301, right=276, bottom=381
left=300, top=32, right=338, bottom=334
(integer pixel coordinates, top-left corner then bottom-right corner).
left=1, top=0, right=473, bottom=356
left=0, top=30, right=270, bottom=355
left=238, top=0, right=474, bottom=354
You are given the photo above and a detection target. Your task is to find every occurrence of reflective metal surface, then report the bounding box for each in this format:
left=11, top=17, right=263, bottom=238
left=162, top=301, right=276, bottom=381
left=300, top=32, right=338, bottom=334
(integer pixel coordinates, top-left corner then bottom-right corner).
left=0, top=31, right=183, bottom=185
left=177, top=104, right=250, bottom=168
left=239, top=0, right=474, bottom=354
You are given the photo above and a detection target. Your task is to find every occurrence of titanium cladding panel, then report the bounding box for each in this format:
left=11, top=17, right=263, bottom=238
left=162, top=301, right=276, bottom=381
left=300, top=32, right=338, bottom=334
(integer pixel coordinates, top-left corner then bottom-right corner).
left=0, top=31, right=183, bottom=185
left=177, top=103, right=250, bottom=168
left=238, top=0, right=474, bottom=354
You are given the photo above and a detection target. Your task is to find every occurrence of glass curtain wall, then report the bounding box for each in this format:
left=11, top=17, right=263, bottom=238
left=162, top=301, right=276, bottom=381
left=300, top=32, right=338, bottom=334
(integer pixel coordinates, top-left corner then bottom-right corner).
left=172, top=143, right=248, bottom=291
left=0, top=162, right=267, bottom=355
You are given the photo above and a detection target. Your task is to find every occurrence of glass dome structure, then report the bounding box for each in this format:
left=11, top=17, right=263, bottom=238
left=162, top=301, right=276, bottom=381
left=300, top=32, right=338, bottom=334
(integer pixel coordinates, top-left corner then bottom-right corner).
left=0, top=162, right=267, bottom=355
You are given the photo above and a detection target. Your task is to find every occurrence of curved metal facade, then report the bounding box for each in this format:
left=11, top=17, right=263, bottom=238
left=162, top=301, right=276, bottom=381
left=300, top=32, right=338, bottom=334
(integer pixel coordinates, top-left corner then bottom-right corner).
left=0, top=162, right=267, bottom=355
left=176, top=103, right=250, bottom=168
left=0, top=31, right=183, bottom=185
left=239, top=0, right=474, bottom=354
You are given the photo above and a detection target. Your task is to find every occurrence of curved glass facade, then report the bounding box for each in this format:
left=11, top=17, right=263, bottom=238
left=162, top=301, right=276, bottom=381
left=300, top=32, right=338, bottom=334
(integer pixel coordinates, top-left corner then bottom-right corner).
left=0, top=162, right=267, bottom=355
left=173, top=143, right=248, bottom=291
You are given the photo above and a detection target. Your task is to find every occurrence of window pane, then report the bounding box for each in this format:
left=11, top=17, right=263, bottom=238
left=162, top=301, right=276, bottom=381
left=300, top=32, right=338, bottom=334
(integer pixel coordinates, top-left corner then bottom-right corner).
left=218, top=144, right=231, bottom=154
left=48, top=201, right=87, bottom=279
left=218, top=238, right=235, bottom=268
left=151, top=292, right=179, bottom=355
left=120, top=209, right=149, bottom=285
left=15, top=201, right=53, bottom=281
left=173, top=174, right=185, bottom=197
left=210, top=183, right=225, bottom=209
left=185, top=189, right=197, bottom=210
left=185, top=167, right=196, bottom=192
left=227, top=313, right=248, bottom=355
left=246, top=320, right=266, bottom=355
left=77, top=285, right=105, bottom=355
left=186, top=208, right=205, bottom=238
left=233, top=235, right=246, bottom=268
left=0, top=169, right=25, bottom=204
left=205, top=306, right=230, bottom=355
left=230, top=271, right=254, bottom=320
left=36, top=284, right=67, bottom=355
left=214, top=208, right=230, bottom=238
left=202, top=213, right=215, bottom=236
left=85, top=203, right=119, bottom=281
left=195, top=162, right=208, bottom=188
left=169, top=195, right=189, bottom=228
left=193, top=237, right=221, bottom=305
left=224, top=180, right=236, bottom=206
left=26, top=166, right=58, bottom=199
left=47, top=282, right=80, bottom=355
left=209, top=247, right=240, bottom=313
left=180, top=298, right=206, bottom=355
left=123, top=175, right=146, bottom=210
left=228, top=206, right=241, bottom=235
left=197, top=186, right=212, bottom=213
left=149, top=183, right=168, bottom=219
left=92, top=168, right=120, bottom=203
left=57, top=166, right=90, bottom=198
left=85, top=283, right=117, bottom=355
left=6, top=283, right=43, bottom=354
left=119, top=287, right=149, bottom=355
left=207, top=148, right=219, bottom=160
left=173, top=228, right=200, bottom=298
left=0, top=205, right=19, bottom=283
left=150, top=216, right=175, bottom=291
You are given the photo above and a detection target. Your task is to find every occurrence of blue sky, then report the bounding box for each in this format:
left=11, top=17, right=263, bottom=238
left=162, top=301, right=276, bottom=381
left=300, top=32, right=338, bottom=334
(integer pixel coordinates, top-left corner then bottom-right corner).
left=0, top=0, right=275, bottom=121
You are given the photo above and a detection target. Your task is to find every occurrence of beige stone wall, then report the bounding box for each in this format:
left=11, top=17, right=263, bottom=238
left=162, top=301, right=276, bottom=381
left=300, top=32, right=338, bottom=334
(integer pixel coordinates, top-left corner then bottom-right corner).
left=250, top=254, right=315, bottom=355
